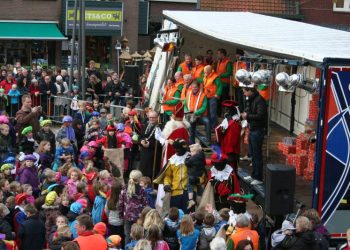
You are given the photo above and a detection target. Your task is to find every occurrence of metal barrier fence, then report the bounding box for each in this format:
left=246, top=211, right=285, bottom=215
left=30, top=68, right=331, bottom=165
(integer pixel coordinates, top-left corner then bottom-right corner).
left=3, top=93, right=144, bottom=122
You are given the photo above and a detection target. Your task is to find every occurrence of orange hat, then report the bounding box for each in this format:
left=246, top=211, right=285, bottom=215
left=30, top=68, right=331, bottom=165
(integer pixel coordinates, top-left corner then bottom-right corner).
left=107, top=235, right=122, bottom=247
left=15, top=193, right=27, bottom=205
left=93, top=222, right=107, bottom=236
left=174, top=102, right=184, bottom=119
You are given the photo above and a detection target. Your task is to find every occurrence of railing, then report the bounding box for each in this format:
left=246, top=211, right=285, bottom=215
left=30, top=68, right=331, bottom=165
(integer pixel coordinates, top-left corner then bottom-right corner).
left=2, top=93, right=144, bottom=122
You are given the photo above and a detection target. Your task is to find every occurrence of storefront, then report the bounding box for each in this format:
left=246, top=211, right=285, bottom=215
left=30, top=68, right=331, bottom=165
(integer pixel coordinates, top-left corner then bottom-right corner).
left=63, top=0, right=123, bottom=69
left=0, top=21, right=66, bottom=66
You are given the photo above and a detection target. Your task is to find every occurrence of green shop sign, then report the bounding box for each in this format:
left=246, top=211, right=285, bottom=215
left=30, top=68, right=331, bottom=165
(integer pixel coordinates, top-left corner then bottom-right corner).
left=65, top=1, right=123, bottom=36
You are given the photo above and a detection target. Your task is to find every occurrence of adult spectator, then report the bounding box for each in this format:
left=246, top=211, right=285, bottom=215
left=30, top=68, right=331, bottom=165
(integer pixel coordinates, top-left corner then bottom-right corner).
left=139, top=110, right=162, bottom=180
left=292, top=216, right=329, bottom=250
left=15, top=94, right=44, bottom=141
left=227, top=214, right=259, bottom=250
left=86, top=75, right=103, bottom=100
left=302, top=208, right=330, bottom=242
left=177, top=54, right=194, bottom=75
left=105, top=72, right=126, bottom=106
left=216, top=48, right=233, bottom=103
left=0, top=72, right=16, bottom=94
left=87, top=60, right=101, bottom=80
left=18, top=204, right=46, bottom=250
left=0, top=69, right=7, bottom=82
left=203, top=65, right=222, bottom=129
left=174, top=71, right=184, bottom=89
left=74, top=214, right=107, bottom=250
left=39, top=75, right=57, bottom=115
left=241, top=86, right=267, bottom=185
left=184, top=80, right=210, bottom=144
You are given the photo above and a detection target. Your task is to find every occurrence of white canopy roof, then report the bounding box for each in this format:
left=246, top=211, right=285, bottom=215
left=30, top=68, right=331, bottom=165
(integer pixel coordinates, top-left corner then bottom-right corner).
left=163, top=11, right=350, bottom=63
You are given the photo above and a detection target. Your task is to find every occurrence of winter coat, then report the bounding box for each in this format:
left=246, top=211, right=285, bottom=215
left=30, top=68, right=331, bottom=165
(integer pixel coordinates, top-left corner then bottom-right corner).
left=18, top=214, right=46, bottom=250
left=15, top=107, right=42, bottom=141
left=0, top=133, right=13, bottom=155
left=18, top=167, right=40, bottom=191
left=49, top=236, right=72, bottom=250
left=56, top=126, right=76, bottom=144
left=67, top=211, right=79, bottom=239
left=198, top=226, right=216, bottom=250
left=39, top=152, right=52, bottom=170
left=118, top=184, right=148, bottom=222
left=8, top=89, right=20, bottom=104
left=37, top=128, right=56, bottom=154
left=42, top=204, right=61, bottom=240
left=0, top=217, right=13, bottom=240
left=244, top=90, right=267, bottom=131
left=67, top=179, right=79, bottom=199
left=185, top=151, right=206, bottom=180
left=290, top=230, right=329, bottom=250
left=163, top=218, right=179, bottom=250
left=271, top=230, right=298, bottom=250
left=92, top=193, right=107, bottom=224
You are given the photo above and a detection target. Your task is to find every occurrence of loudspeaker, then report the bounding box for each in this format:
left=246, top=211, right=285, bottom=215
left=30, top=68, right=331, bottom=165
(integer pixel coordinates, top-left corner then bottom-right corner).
left=265, top=164, right=295, bottom=215
left=124, top=65, right=139, bottom=89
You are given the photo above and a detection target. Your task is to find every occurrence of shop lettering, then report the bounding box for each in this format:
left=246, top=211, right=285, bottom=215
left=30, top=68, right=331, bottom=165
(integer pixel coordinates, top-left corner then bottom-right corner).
left=67, top=10, right=122, bottom=22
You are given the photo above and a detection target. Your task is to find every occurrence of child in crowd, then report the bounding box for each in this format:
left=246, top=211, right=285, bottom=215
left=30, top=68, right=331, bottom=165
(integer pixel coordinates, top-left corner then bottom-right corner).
left=107, top=235, right=122, bottom=250
left=21, top=184, right=34, bottom=205
left=105, top=182, right=124, bottom=238
left=198, top=213, right=216, bottom=250
left=125, top=223, right=144, bottom=250
left=99, top=170, right=113, bottom=187
left=70, top=86, right=80, bottom=118
left=139, top=176, right=155, bottom=209
left=19, top=126, right=37, bottom=154
left=177, top=215, right=200, bottom=250
left=118, top=170, right=148, bottom=245
left=0, top=179, right=11, bottom=202
left=99, top=108, right=108, bottom=130
left=92, top=181, right=108, bottom=224
left=0, top=165, right=14, bottom=186
left=0, top=89, right=8, bottom=113
left=185, top=143, right=206, bottom=210
left=7, top=84, right=20, bottom=116
left=93, top=222, right=107, bottom=237
left=56, top=116, right=76, bottom=145
left=37, top=141, right=53, bottom=172
left=74, top=101, right=91, bottom=126
left=59, top=194, right=70, bottom=216
left=37, top=119, right=56, bottom=156
left=18, top=154, right=40, bottom=195
left=66, top=168, right=82, bottom=200
left=163, top=207, right=180, bottom=249
left=49, top=225, right=73, bottom=250
left=41, top=169, right=57, bottom=192
left=0, top=123, right=13, bottom=159
left=53, top=138, right=74, bottom=171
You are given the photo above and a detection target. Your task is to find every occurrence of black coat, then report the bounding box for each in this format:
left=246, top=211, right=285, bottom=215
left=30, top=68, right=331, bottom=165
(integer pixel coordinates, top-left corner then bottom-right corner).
left=0, top=217, right=13, bottom=240
left=185, top=151, right=206, bottom=180
left=18, top=214, right=46, bottom=250
left=289, top=230, right=328, bottom=250
left=139, top=123, right=163, bottom=179
left=245, top=90, right=267, bottom=131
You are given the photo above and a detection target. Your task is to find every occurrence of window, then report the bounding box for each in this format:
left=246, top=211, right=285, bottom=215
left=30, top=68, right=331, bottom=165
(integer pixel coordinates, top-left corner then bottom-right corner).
left=333, top=0, right=350, bottom=12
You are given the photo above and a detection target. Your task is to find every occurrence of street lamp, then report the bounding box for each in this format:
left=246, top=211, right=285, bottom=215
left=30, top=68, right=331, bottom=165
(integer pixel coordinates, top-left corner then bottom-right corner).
left=115, top=40, right=121, bottom=75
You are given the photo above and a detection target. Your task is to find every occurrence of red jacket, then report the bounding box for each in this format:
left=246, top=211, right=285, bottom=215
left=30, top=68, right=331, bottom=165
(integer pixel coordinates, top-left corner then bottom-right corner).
left=0, top=79, right=17, bottom=94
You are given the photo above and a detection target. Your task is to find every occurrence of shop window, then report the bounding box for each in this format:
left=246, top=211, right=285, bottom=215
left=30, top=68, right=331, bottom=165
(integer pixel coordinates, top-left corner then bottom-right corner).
left=333, top=0, right=350, bottom=12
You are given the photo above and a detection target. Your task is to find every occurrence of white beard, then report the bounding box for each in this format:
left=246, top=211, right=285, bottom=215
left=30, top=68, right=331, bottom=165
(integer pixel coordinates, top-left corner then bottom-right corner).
left=162, top=118, right=190, bottom=139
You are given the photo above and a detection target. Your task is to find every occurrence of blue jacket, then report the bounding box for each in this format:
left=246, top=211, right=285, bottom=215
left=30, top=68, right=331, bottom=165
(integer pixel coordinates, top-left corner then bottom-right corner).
left=92, top=194, right=106, bottom=224
left=145, top=187, right=155, bottom=208
left=69, top=220, right=78, bottom=239
left=8, top=89, right=20, bottom=104
left=177, top=229, right=200, bottom=250
left=125, top=240, right=138, bottom=250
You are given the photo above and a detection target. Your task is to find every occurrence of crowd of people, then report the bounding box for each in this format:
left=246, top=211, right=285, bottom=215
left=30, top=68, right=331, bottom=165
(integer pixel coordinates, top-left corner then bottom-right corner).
left=0, top=49, right=346, bottom=250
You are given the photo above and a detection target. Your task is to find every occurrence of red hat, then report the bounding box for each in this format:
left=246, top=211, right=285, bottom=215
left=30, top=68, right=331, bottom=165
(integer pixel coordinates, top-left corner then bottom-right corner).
left=174, top=102, right=184, bottom=119
left=128, top=110, right=137, bottom=116
left=106, top=125, right=116, bottom=131
left=211, top=152, right=228, bottom=164
left=93, top=222, right=107, bottom=236
left=222, top=100, right=238, bottom=108
left=15, top=193, right=27, bottom=205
